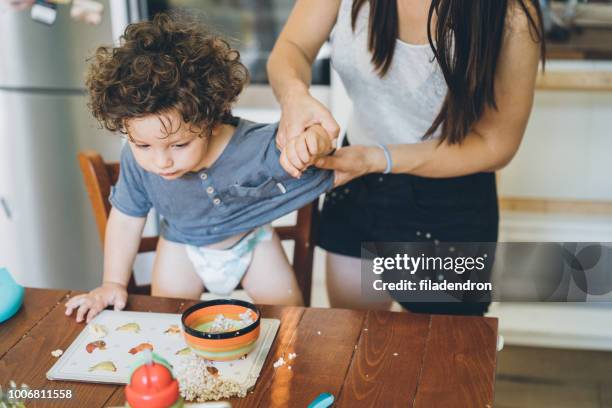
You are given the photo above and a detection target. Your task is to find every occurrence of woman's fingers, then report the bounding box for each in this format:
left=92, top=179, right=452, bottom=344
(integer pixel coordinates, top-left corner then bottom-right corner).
left=276, top=124, right=289, bottom=149
left=320, top=114, right=340, bottom=142
left=277, top=120, right=307, bottom=149
left=315, top=154, right=341, bottom=170
left=287, top=123, right=307, bottom=143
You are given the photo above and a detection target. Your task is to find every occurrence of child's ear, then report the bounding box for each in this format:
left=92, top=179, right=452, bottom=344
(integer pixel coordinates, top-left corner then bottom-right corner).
left=121, top=120, right=138, bottom=142
left=120, top=128, right=134, bottom=143
left=121, top=119, right=130, bottom=136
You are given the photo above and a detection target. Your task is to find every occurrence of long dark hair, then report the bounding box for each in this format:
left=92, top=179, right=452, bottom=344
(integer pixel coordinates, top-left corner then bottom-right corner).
left=351, top=0, right=546, bottom=145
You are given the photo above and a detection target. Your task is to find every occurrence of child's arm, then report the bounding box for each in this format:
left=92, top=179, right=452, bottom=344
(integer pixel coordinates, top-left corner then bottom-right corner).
left=280, top=124, right=334, bottom=178
left=65, top=207, right=146, bottom=323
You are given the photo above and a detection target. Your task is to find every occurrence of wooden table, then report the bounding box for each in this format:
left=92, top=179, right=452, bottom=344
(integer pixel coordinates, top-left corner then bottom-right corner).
left=0, top=288, right=498, bottom=407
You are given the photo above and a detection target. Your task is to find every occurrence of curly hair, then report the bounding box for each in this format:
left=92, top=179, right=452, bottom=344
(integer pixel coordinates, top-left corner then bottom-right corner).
left=86, top=13, right=249, bottom=136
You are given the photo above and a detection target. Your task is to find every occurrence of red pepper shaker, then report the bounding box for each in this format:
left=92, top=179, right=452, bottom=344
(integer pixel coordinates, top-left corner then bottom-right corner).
left=125, top=351, right=183, bottom=408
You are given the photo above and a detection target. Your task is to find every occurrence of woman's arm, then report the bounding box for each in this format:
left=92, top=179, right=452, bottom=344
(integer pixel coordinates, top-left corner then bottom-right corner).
left=267, top=0, right=341, bottom=147
left=317, top=6, right=542, bottom=183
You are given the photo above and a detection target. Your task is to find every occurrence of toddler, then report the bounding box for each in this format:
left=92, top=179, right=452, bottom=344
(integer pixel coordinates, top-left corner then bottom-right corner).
left=65, top=14, right=334, bottom=322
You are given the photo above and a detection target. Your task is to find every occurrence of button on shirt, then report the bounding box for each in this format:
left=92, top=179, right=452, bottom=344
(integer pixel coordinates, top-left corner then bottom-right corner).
left=109, top=119, right=334, bottom=246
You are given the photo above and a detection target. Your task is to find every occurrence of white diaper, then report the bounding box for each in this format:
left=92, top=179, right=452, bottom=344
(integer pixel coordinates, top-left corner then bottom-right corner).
left=185, top=225, right=273, bottom=296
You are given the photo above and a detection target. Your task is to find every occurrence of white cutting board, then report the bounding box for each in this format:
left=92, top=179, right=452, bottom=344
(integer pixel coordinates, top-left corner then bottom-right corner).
left=47, top=310, right=280, bottom=391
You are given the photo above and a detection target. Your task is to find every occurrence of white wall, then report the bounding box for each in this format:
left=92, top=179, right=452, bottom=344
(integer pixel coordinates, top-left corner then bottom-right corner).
left=499, top=90, right=612, bottom=201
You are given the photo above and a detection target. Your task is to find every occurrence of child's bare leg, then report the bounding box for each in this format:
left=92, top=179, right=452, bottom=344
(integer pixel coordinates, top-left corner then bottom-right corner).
left=241, top=231, right=304, bottom=306
left=152, top=236, right=203, bottom=299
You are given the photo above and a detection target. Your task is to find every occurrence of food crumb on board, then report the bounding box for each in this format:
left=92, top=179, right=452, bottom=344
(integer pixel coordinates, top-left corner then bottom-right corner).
left=116, top=322, right=140, bottom=333
left=51, top=349, right=63, bottom=358
left=273, top=357, right=286, bottom=369
left=88, top=324, right=108, bottom=339
left=288, top=353, right=297, bottom=360
left=86, top=340, right=107, bottom=354
left=164, top=324, right=181, bottom=335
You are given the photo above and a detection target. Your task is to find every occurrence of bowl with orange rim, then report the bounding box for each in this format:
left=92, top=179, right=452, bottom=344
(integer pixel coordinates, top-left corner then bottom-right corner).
left=181, top=299, right=261, bottom=361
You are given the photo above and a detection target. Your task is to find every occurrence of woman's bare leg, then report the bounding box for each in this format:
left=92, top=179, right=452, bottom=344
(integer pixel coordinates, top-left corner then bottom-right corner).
left=151, top=236, right=203, bottom=299
left=326, top=252, right=392, bottom=310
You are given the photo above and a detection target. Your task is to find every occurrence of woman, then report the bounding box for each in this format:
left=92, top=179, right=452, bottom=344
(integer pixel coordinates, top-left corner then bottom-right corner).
left=267, top=0, right=545, bottom=314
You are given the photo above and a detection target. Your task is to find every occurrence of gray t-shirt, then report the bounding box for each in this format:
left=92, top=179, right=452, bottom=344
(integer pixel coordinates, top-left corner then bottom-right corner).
left=109, top=118, right=333, bottom=246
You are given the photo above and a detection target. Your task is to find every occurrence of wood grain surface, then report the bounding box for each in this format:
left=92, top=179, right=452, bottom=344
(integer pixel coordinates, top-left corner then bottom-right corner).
left=0, top=288, right=69, bottom=358
left=412, top=315, right=498, bottom=408
left=335, top=310, right=431, bottom=407
left=0, top=289, right=498, bottom=407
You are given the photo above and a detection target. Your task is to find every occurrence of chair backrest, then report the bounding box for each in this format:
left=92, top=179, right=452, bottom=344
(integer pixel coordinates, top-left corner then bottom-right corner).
left=77, top=150, right=318, bottom=305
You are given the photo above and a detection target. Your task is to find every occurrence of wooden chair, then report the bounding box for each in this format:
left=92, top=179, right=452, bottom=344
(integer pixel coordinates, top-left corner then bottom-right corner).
left=77, top=151, right=318, bottom=306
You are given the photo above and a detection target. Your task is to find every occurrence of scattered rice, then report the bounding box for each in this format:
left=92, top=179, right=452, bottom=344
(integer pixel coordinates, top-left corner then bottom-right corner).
left=51, top=349, right=63, bottom=357
left=317, top=331, right=321, bottom=335
left=175, top=354, right=246, bottom=401
left=393, top=352, right=399, bottom=356
left=288, top=353, right=297, bottom=360
left=273, top=357, right=286, bottom=368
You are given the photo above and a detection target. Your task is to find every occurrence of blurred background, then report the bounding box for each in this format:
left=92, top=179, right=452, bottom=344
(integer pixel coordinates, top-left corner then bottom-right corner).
left=1, top=1, right=612, bottom=406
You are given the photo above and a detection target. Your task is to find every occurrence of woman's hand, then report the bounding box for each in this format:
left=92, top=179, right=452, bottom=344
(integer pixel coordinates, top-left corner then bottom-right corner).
left=277, top=92, right=340, bottom=150
left=65, top=282, right=128, bottom=323
left=315, top=145, right=385, bottom=187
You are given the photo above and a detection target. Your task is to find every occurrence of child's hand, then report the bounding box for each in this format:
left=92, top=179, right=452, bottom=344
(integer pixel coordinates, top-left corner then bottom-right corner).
left=280, top=125, right=334, bottom=178
left=65, top=282, right=128, bottom=323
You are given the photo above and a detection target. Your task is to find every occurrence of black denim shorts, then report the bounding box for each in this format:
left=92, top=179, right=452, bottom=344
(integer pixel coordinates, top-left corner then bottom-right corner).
left=317, top=137, right=499, bottom=315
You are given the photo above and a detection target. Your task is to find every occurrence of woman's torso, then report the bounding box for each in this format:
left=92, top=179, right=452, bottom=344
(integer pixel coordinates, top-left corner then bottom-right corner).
left=329, top=0, right=448, bottom=146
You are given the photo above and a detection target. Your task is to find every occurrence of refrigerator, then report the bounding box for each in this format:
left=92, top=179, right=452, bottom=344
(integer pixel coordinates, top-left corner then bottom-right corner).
left=0, top=1, right=130, bottom=289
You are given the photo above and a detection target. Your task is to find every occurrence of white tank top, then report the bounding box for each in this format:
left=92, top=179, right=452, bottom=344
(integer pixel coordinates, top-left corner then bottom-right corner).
left=330, top=0, right=447, bottom=146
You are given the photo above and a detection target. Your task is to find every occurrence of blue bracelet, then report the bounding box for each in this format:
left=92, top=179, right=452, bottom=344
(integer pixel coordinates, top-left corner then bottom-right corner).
left=376, top=143, right=392, bottom=174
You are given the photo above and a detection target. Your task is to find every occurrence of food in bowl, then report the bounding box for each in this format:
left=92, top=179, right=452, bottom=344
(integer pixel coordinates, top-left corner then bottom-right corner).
left=203, top=312, right=255, bottom=334
left=181, top=299, right=261, bottom=361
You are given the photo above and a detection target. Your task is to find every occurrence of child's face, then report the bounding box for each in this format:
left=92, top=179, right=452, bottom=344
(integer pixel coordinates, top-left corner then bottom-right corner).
left=125, top=111, right=209, bottom=180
